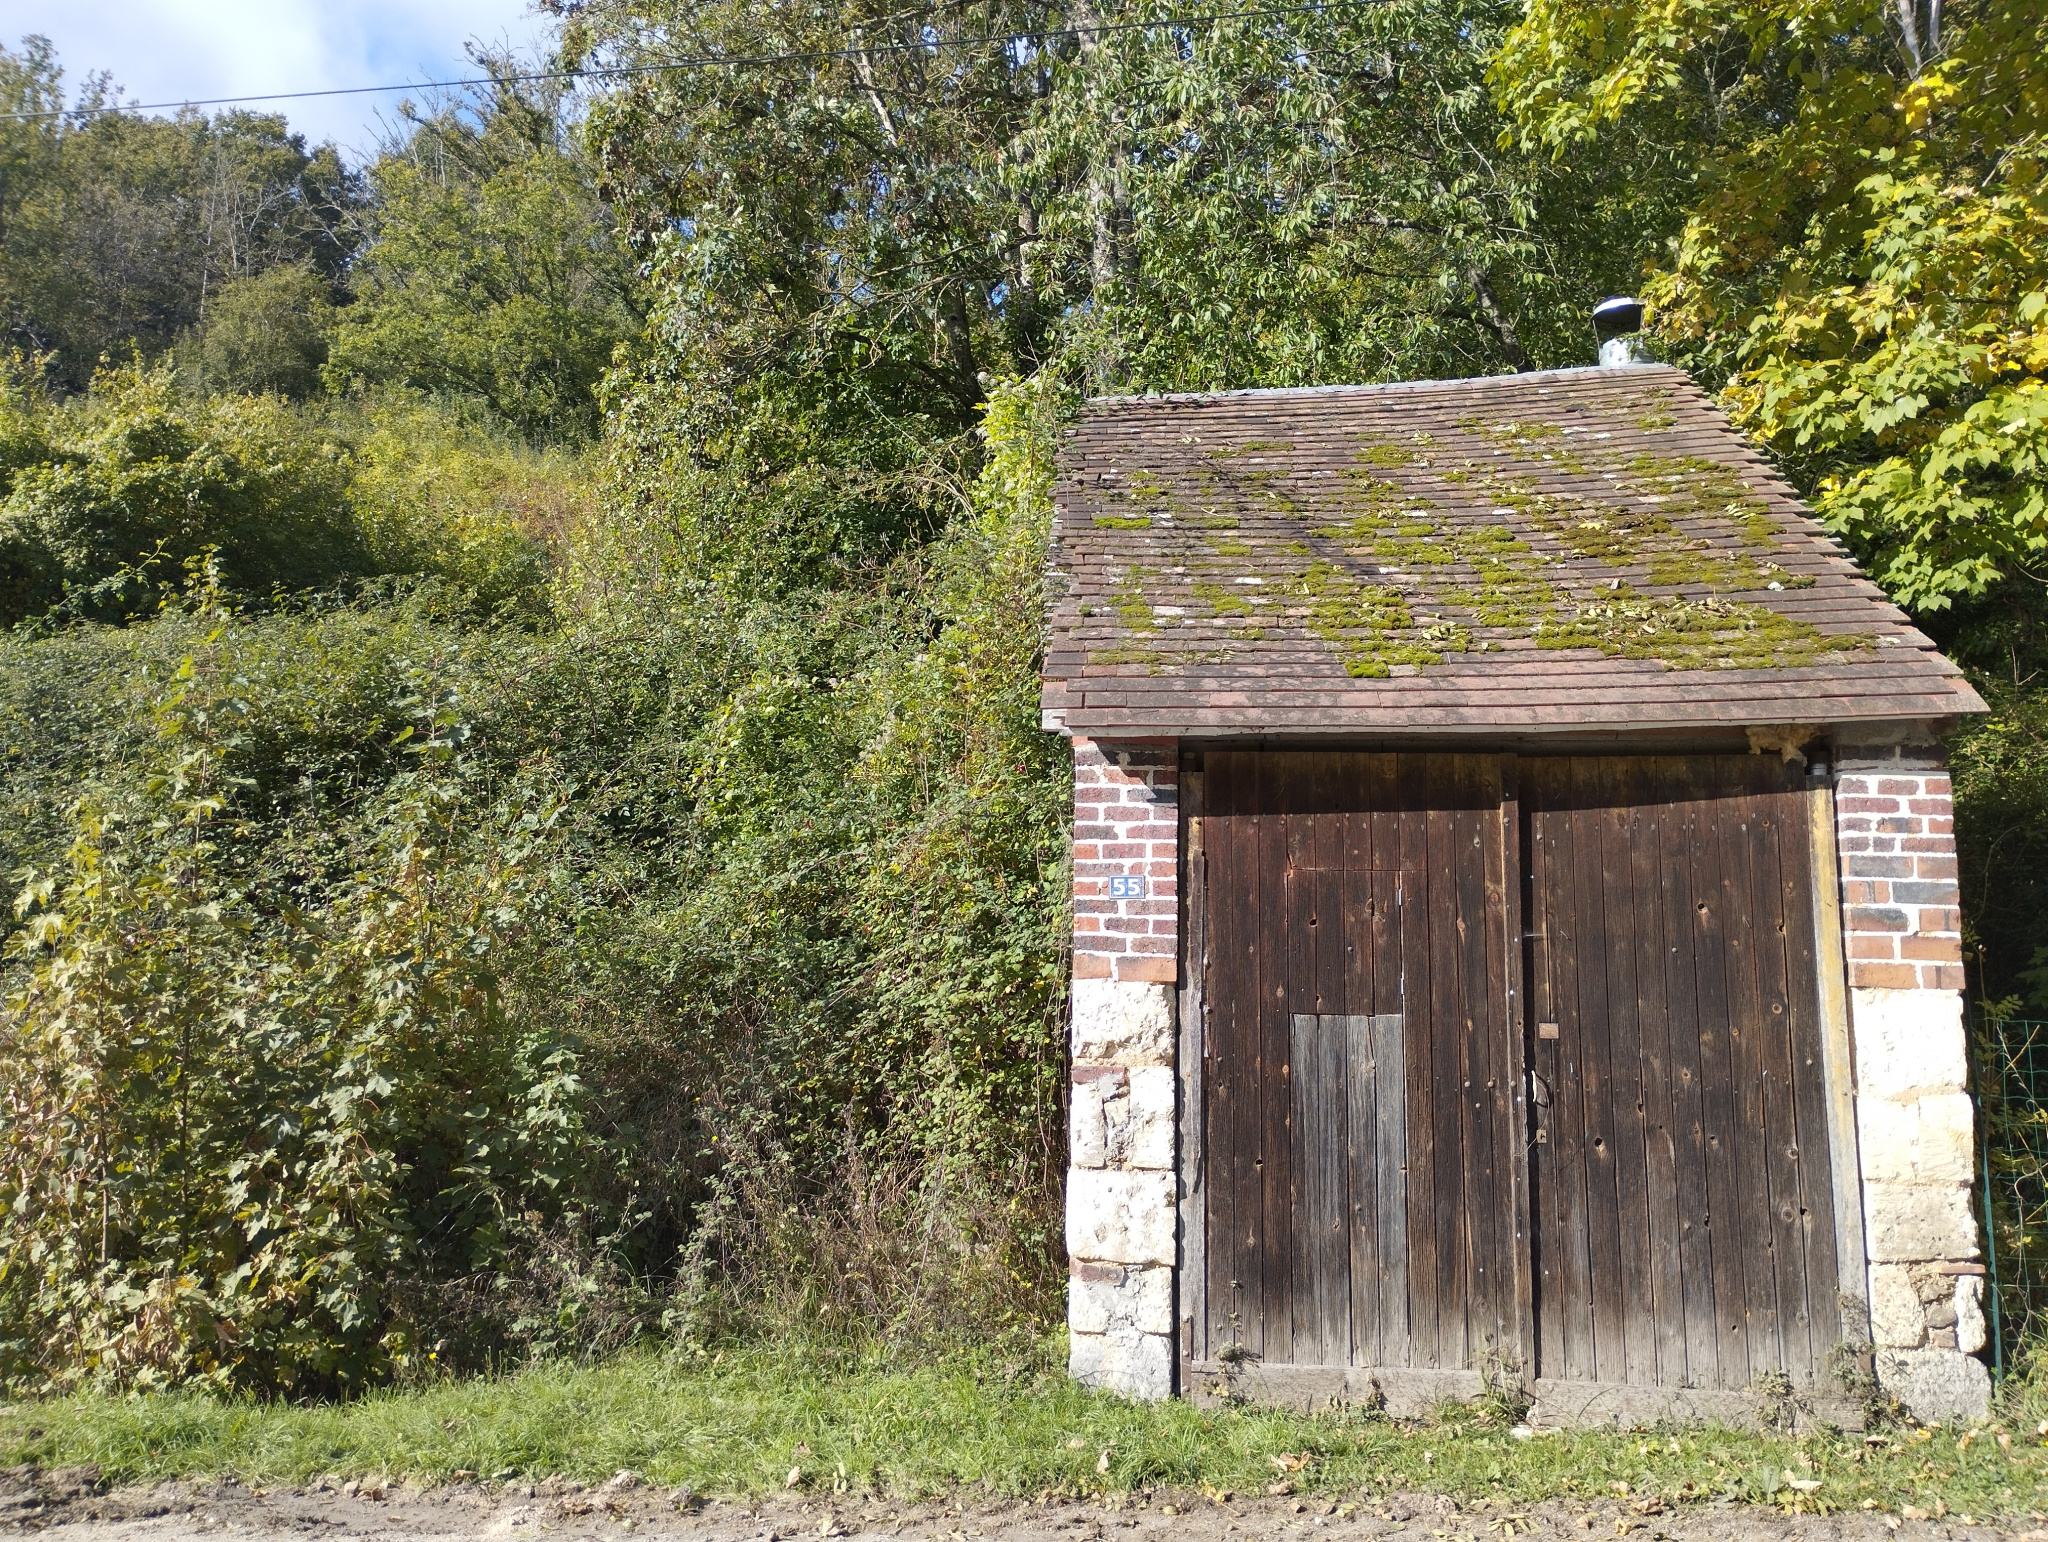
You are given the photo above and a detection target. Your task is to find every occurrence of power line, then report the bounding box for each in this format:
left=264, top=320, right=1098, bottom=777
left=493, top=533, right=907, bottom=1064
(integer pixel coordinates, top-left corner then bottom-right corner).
left=0, top=0, right=1399, bottom=124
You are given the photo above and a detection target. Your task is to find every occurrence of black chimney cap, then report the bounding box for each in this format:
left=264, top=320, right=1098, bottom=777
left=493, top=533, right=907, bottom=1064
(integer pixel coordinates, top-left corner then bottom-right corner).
left=1593, top=295, right=1645, bottom=339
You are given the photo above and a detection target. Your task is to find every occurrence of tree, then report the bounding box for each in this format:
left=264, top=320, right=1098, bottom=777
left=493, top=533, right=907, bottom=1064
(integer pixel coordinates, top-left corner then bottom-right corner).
left=192, top=265, right=335, bottom=399
left=326, top=62, right=643, bottom=442
left=1493, top=0, right=2048, bottom=616
left=0, top=40, right=363, bottom=392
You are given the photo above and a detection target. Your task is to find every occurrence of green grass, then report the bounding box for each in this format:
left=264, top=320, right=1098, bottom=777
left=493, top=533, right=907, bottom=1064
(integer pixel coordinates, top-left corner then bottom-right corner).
left=1, top=1346, right=2046, bottom=1523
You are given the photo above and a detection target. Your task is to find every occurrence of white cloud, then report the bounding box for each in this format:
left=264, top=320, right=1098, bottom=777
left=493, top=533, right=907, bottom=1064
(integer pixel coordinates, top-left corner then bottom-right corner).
left=10, top=0, right=553, bottom=159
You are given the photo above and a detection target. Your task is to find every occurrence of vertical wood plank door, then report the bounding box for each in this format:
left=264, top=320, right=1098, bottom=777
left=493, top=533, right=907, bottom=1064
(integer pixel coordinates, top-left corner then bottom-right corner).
left=1520, top=756, right=1841, bottom=1403
left=1198, top=751, right=1520, bottom=1400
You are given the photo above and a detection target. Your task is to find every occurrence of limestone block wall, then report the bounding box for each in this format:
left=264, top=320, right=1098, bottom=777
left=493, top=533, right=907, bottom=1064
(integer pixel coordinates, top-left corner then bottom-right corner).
left=1834, top=738, right=1990, bottom=1420
left=1068, top=737, right=1179, bottom=1399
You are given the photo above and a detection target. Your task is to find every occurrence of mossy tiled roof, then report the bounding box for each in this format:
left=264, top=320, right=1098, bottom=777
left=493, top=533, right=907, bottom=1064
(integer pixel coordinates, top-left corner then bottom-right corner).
left=1041, top=365, right=1984, bottom=737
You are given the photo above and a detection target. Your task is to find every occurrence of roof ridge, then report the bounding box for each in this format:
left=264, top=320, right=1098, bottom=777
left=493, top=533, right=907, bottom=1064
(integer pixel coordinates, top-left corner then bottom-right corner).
left=1084, top=363, right=1685, bottom=408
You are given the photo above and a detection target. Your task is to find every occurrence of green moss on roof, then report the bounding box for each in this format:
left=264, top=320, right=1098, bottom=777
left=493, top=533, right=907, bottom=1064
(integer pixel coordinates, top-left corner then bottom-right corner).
left=1070, top=406, right=1863, bottom=677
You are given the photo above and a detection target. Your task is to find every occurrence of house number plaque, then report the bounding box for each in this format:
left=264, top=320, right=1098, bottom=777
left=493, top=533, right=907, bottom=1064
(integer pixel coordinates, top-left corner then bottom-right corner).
left=1108, top=874, right=1148, bottom=898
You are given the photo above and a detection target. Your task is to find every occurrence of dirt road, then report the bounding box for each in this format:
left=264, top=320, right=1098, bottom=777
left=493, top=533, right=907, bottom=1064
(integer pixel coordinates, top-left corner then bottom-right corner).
left=2, top=1466, right=2044, bottom=1542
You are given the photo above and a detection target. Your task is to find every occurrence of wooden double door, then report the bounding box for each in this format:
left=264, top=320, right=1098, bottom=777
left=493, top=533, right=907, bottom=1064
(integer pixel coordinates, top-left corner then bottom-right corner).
left=1185, top=751, right=1851, bottom=1414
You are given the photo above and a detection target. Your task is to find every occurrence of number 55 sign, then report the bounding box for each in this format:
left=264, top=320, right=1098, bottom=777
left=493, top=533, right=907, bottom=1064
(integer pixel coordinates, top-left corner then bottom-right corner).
left=1107, top=874, right=1148, bottom=899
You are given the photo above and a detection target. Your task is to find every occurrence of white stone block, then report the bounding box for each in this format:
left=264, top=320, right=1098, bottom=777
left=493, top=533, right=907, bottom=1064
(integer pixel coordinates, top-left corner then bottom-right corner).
left=1956, top=1275, right=1987, bottom=1356
left=1070, top=1069, right=1175, bottom=1171
left=1072, top=978, right=1174, bottom=1066
left=1868, top=1263, right=1926, bottom=1348
left=1069, top=1264, right=1174, bottom=1336
left=1857, top=1092, right=1975, bottom=1186
left=1875, top=1347, right=1990, bottom=1422
left=1863, top=1182, right=1978, bottom=1263
left=1067, top=1167, right=1176, bottom=1265
left=1070, top=1329, right=1174, bottom=1400
left=1850, top=989, right=1966, bottom=1099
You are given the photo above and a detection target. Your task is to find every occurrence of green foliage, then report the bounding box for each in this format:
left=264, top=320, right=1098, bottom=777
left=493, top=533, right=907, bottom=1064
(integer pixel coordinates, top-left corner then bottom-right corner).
left=0, top=361, right=366, bottom=622
left=0, top=581, right=587, bottom=1392
left=191, top=267, right=334, bottom=400
left=1493, top=0, right=2048, bottom=613
left=0, top=38, right=361, bottom=392
left=1021, top=0, right=1647, bottom=391
left=326, top=71, right=642, bottom=442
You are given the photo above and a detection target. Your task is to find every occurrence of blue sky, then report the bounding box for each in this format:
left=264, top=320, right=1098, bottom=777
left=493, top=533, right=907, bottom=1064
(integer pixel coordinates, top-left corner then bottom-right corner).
left=6, top=0, right=553, bottom=159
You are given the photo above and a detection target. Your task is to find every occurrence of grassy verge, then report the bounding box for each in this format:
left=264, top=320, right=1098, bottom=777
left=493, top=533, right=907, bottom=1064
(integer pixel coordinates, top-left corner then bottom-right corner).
left=0, top=1346, right=2045, bottom=1523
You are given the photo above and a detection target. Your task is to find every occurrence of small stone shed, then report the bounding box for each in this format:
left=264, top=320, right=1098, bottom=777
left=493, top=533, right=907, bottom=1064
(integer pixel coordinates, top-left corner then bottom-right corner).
left=1041, top=362, right=1994, bottom=1425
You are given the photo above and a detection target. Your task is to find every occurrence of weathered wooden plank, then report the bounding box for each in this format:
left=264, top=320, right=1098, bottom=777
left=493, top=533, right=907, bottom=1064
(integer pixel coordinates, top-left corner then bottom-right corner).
left=1366, top=1003, right=1410, bottom=1370
left=1594, top=762, right=1658, bottom=1390
left=1562, top=758, right=1628, bottom=1387
left=1755, top=776, right=1824, bottom=1382
left=1685, top=758, right=1752, bottom=1386
left=1205, top=754, right=1253, bottom=1362
left=1293, top=1014, right=1352, bottom=1366
left=1523, top=762, right=1580, bottom=1381
left=1720, top=767, right=1786, bottom=1377
left=1806, top=776, right=1867, bottom=1353
left=1179, top=767, right=1208, bottom=1378
left=1500, top=755, right=1537, bottom=1392
left=1626, top=760, right=1690, bottom=1391
left=1258, top=756, right=1295, bottom=1366
left=1454, top=756, right=1507, bottom=1362
left=1343, top=868, right=1383, bottom=1367
left=1655, top=770, right=1721, bottom=1390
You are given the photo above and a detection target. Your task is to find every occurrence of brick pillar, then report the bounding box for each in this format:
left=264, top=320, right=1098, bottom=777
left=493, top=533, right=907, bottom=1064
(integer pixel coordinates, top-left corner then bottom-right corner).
left=1067, top=737, right=1178, bottom=1399
left=1834, top=736, right=1989, bottom=1419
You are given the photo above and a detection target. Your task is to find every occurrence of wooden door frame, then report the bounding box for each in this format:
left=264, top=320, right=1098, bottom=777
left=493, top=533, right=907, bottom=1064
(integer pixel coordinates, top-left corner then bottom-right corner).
left=1177, top=766, right=1206, bottom=1398
left=1808, top=772, right=1875, bottom=1356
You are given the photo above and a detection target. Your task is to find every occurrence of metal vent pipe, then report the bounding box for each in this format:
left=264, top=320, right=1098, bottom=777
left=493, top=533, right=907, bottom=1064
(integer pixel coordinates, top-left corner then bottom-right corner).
left=1593, top=295, right=1650, bottom=367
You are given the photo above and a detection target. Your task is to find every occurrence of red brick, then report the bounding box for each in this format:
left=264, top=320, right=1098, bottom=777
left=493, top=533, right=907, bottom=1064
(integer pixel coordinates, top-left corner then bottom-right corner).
left=1847, top=934, right=1896, bottom=959
left=1841, top=880, right=1887, bottom=905
left=1104, top=917, right=1150, bottom=934
left=1901, top=934, right=1964, bottom=963
left=1837, top=817, right=1873, bottom=833
left=1876, top=778, right=1922, bottom=796
left=1923, top=775, right=1952, bottom=795
left=1074, top=823, right=1118, bottom=840
left=1835, top=776, right=1872, bottom=795
left=1073, top=952, right=1112, bottom=980
left=1907, top=798, right=1952, bottom=816
left=1900, top=837, right=1949, bottom=853
left=1913, top=855, right=1959, bottom=880
left=1846, top=906, right=1910, bottom=932
left=1074, top=787, right=1121, bottom=804
left=1919, top=964, right=1967, bottom=992
left=1927, top=817, right=1954, bottom=836
left=1099, top=842, right=1146, bottom=859
left=1071, top=843, right=1101, bottom=862
left=1838, top=797, right=1901, bottom=813
left=1151, top=919, right=1178, bottom=934
left=1850, top=961, right=1919, bottom=989
left=1115, top=955, right=1177, bottom=983
left=1146, top=861, right=1178, bottom=879
left=1073, top=900, right=1116, bottom=916
left=1874, top=816, right=1923, bottom=835
left=1926, top=907, right=1962, bottom=932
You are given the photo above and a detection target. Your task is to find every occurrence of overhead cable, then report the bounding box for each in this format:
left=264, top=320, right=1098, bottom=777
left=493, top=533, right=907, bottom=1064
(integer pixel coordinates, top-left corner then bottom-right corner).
left=0, top=0, right=1400, bottom=123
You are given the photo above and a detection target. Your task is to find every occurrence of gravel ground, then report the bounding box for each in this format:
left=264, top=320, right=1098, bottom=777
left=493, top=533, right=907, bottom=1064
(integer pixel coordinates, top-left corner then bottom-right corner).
left=3, top=1466, right=2047, bottom=1542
